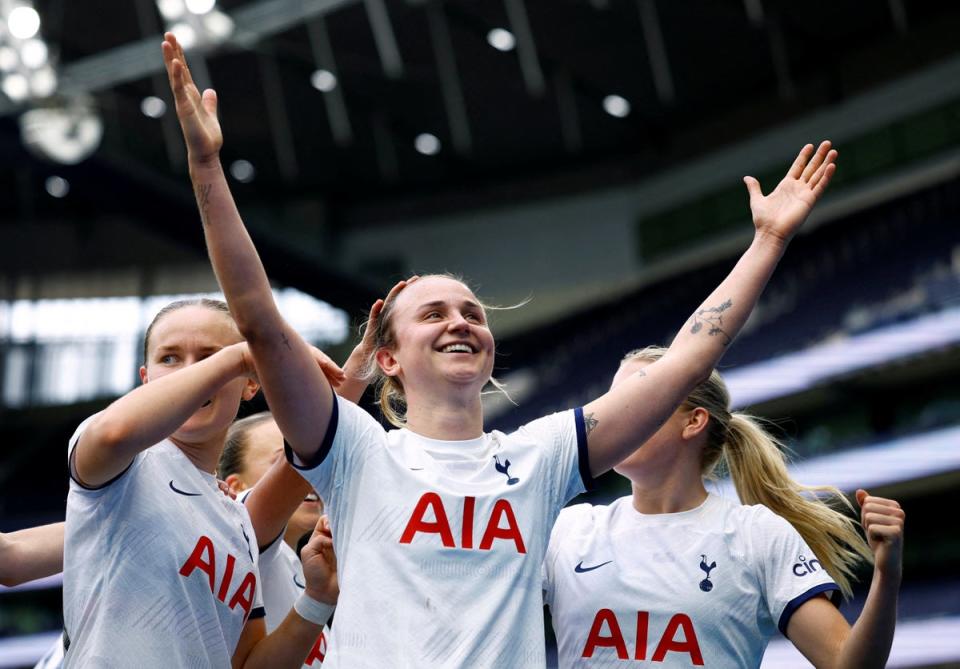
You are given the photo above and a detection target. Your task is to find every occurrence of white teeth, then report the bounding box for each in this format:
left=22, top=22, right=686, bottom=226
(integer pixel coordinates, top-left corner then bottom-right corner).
left=442, top=344, right=472, bottom=353
left=304, top=493, right=319, bottom=502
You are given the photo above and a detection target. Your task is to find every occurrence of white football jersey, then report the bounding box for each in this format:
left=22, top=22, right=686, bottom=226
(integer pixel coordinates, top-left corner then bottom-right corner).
left=63, top=417, right=264, bottom=668
left=33, top=636, right=64, bottom=669
left=544, top=494, right=840, bottom=668
left=240, top=488, right=331, bottom=667
left=286, top=396, right=590, bottom=668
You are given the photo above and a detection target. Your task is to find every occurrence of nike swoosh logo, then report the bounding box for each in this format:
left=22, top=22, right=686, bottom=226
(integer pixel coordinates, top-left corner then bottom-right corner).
left=575, top=560, right=613, bottom=573
left=169, top=480, right=202, bottom=496
left=293, top=574, right=306, bottom=589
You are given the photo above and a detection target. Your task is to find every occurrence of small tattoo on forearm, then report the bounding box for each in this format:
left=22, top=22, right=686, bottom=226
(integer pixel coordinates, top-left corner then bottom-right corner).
left=636, top=369, right=647, bottom=377
left=281, top=332, right=292, bottom=351
left=196, top=183, right=212, bottom=225
left=690, top=298, right=733, bottom=346
left=584, top=412, right=599, bottom=436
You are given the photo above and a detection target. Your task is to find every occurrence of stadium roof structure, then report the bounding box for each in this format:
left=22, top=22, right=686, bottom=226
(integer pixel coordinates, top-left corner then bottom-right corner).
left=3, top=0, right=960, bottom=314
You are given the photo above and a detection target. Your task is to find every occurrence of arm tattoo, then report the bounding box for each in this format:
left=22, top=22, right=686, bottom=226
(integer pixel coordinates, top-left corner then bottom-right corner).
left=280, top=332, right=292, bottom=351
left=195, top=183, right=212, bottom=225
left=584, top=412, right=599, bottom=436
left=690, top=298, right=733, bottom=346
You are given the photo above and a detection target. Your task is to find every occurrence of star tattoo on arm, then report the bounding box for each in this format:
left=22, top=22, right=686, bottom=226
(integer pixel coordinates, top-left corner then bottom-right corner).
left=584, top=412, right=599, bottom=436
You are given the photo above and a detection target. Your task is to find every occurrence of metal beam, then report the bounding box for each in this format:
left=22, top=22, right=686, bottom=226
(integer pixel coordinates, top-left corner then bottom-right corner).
left=426, top=2, right=471, bottom=156
left=637, top=0, right=674, bottom=105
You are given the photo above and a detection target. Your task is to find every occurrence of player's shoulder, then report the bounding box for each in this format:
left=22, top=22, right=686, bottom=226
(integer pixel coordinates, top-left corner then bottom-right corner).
left=552, top=498, right=621, bottom=541
left=507, top=407, right=580, bottom=448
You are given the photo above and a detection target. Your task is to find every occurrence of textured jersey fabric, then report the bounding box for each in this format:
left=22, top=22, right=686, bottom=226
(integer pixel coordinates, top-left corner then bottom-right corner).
left=544, top=494, right=840, bottom=668
left=63, top=416, right=263, bottom=668
left=286, top=395, right=589, bottom=668
left=241, top=488, right=330, bottom=667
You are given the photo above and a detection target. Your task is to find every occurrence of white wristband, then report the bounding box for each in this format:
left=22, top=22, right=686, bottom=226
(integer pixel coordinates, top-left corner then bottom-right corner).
left=294, top=592, right=335, bottom=626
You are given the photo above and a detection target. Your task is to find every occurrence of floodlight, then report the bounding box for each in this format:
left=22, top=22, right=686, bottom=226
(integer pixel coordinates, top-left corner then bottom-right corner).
left=486, top=28, right=516, bottom=52
left=414, top=133, right=441, bottom=156
left=602, top=94, right=630, bottom=118
left=8, top=6, right=41, bottom=40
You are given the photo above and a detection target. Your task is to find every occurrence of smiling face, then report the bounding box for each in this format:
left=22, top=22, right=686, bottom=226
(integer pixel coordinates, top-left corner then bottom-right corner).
left=140, top=304, right=252, bottom=443
left=376, top=276, right=496, bottom=397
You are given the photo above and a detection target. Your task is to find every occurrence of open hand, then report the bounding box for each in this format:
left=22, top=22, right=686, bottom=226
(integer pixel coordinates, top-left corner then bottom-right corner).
left=301, top=515, right=338, bottom=605
left=341, top=276, right=419, bottom=383
left=856, top=489, right=904, bottom=580
left=744, top=141, right=837, bottom=246
left=307, top=345, right=346, bottom=388
left=161, top=32, right=222, bottom=165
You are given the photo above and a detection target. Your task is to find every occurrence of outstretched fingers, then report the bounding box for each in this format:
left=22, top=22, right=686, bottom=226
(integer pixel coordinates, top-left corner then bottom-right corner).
left=787, top=143, right=815, bottom=179
left=800, top=141, right=832, bottom=182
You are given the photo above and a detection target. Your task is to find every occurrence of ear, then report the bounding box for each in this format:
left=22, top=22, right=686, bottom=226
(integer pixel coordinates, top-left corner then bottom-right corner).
left=682, top=407, right=710, bottom=441
left=224, top=473, right=246, bottom=495
left=139, top=365, right=149, bottom=385
left=241, top=377, right=259, bottom=401
left=375, top=347, right=401, bottom=378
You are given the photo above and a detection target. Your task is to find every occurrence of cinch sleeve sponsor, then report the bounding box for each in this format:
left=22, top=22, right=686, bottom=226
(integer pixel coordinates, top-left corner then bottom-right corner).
left=750, top=507, right=840, bottom=635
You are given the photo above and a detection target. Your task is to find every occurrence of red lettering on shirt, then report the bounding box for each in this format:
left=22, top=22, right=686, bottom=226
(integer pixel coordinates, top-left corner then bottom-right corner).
left=178, top=535, right=258, bottom=621
left=581, top=610, right=703, bottom=665
left=399, top=493, right=526, bottom=553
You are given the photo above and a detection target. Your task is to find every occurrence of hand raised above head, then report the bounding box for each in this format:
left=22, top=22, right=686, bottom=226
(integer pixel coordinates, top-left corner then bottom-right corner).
left=743, top=141, right=837, bottom=247
left=161, top=32, right=222, bottom=165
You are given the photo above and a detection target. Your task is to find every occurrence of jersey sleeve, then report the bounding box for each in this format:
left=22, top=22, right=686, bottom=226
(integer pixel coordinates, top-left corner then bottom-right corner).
left=66, top=413, right=140, bottom=493
left=748, top=506, right=841, bottom=636
left=543, top=504, right=588, bottom=607
left=249, top=561, right=266, bottom=622
left=283, top=394, right=386, bottom=504
left=515, top=407, right=593, bottom=512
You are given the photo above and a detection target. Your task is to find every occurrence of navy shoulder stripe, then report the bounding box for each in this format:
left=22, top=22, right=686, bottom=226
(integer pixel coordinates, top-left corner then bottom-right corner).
left=573, top=407, right=597, bottom=491
left=778, top=582, right=841, bottom=636
left=284, top=389, right=339, bottom=471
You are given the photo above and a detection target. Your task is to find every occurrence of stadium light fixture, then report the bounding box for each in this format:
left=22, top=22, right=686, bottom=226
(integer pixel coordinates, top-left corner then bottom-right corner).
left=0, top=1, right=58, bottom=101
left=185, top=0, right=216, bottom=15
left=156, top=0, right=233, bottom=48
left=7, top=5, right=40, bottom=39
left=140, top=95, right=167, bottom=118
left=486, top=28, right=516, bottom=52
left=44, top=175, right=69, bottom=198
left=229, top=159, right=255, bottom=182
left=414, top=133, right=441, bottom=156
left=602, top=94, right=631, bottom=118
left=310, top=68, right=337, bottom=92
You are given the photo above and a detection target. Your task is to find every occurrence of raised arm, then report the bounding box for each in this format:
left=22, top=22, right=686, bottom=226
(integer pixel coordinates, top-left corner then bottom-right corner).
left=74, top=343, right=255, bottom=487
left=787, top=491, right=903, bottom=668
left=583, top=142, right=837, bottom=476
left=162, top=33, right=333, bottom=461
left=0, top=522, right=64, bottom=587
left=243, top=288, right=409, bottom=544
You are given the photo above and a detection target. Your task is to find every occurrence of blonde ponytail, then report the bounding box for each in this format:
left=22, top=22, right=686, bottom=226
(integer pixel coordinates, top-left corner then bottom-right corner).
left=723, top=413, right=872, bottom=599
left=622, top=346, right=872, bottom=599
